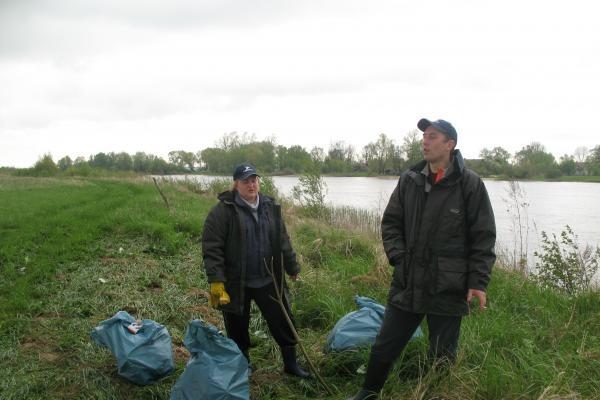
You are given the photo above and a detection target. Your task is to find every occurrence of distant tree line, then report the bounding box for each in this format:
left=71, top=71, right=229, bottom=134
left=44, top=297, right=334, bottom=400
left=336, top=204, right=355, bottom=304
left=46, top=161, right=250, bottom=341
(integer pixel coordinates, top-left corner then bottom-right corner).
left=10, top=131, right=600, bottom=179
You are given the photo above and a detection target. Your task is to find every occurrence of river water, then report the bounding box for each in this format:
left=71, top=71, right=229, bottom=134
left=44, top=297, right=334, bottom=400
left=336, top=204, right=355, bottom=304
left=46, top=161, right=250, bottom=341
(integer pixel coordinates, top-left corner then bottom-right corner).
left=173, top=175, right=600, bottom=263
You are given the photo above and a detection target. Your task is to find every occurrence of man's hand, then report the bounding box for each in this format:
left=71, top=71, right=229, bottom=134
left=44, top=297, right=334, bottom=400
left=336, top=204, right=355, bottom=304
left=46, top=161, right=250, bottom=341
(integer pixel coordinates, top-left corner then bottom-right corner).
left=209, top=282, right=230, bottom=308
left=467, top=288, right=487, bottom=311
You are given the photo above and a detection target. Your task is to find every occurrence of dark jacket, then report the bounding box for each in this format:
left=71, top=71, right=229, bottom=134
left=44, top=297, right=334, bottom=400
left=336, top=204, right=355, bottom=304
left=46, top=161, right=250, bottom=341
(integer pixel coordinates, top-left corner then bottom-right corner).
left=202, top=190, right=300, bottom=315
left=381, top=150, right=496, bottom=316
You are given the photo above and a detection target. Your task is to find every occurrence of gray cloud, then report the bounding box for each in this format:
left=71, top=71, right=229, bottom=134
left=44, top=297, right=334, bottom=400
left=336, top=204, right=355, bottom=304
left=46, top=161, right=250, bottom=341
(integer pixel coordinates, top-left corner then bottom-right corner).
left=0, top=0, right=318, bottom=61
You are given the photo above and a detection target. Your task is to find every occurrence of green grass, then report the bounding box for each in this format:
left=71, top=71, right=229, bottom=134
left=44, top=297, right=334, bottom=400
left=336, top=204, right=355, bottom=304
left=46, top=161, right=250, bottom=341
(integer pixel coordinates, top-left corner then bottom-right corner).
left=1, top=176, right=599, bottom=399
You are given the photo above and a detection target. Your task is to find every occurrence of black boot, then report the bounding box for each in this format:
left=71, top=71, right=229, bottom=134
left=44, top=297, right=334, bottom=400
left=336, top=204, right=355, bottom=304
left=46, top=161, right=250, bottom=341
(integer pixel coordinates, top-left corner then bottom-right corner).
left=347, top=355, right=392, bottom=399
left=281, top=346, right=310, bottom=378
left=346, top=388, right=379, bottom=400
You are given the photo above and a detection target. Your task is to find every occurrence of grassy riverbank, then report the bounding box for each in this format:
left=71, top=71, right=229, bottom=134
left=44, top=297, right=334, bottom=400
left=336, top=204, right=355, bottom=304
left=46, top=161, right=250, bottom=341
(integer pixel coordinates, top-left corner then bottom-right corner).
left=0, top=176, right=598, bottom=399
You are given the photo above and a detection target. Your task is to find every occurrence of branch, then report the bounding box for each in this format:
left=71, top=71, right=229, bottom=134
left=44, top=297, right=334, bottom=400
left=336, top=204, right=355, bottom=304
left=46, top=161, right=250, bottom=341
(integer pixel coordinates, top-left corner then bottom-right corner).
left=152, top=177, right=170, bottom=210
left=264, top=258, right=336, bottom=396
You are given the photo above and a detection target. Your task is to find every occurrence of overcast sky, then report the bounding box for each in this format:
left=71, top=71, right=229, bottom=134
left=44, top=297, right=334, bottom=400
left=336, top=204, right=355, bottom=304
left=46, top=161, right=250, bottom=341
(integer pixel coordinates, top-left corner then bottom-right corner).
left=1, top=0, right=599, bottom=168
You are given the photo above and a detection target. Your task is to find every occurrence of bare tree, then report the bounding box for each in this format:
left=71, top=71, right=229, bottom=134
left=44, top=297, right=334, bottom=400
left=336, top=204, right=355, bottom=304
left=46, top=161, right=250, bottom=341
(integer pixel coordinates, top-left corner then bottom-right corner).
left=574, top=146, right=588, bottom=163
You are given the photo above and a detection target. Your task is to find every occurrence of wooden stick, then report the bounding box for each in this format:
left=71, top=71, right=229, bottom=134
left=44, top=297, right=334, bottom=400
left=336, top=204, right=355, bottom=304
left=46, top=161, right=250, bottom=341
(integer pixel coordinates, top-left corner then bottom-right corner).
left=265, top=258, right=336, bottom=396
left=152, top=177, right=170, bottom=210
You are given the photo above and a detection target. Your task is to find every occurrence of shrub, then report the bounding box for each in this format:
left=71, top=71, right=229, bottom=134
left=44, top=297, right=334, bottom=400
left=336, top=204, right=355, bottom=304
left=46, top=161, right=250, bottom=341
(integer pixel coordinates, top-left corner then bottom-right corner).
left=292, top=170, right=328, bottom=218
left=533, top=225, right=600, bottom=295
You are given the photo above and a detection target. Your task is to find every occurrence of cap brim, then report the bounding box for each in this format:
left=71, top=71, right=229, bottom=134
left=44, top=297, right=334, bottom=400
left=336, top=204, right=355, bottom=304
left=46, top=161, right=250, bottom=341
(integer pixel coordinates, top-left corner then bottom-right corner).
left=237, top=172, right=259, bottom=180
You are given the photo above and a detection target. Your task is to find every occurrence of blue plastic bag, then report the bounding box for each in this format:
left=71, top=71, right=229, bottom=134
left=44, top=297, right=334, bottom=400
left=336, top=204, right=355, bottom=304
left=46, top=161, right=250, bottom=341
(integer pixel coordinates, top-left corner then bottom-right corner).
left=91, top=311, right=174, bottom=385
left=170, top=319, right=249, bottom=400
left=325, top=296, right=422, bottom=352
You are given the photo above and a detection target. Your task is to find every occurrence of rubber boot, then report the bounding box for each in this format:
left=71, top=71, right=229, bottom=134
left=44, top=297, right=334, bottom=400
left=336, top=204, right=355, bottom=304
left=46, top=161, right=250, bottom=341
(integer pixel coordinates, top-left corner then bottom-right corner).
left=346, top=388, right=379, bottom=400
left=281, top=346, right=310, bottom=378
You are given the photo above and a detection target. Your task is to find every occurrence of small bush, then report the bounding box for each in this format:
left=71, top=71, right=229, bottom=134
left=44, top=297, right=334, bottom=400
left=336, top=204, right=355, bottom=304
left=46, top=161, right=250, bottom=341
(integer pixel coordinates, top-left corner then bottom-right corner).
left=292, top=170, right=328, bottom=218
left=534, top=225, right=600, bottom=295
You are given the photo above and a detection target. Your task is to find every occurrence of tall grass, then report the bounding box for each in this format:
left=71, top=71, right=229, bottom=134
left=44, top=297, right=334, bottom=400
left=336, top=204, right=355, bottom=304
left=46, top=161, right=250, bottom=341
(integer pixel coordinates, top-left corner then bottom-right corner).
left=326, top=205, right=382, bottom=239
left=0, top=176, right=598, bottom=399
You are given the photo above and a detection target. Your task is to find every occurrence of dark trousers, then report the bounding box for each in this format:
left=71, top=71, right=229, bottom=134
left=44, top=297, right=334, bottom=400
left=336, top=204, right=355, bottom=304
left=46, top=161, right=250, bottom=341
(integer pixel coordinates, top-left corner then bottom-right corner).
left=222, top=283, right=297, bottom=355
left=370, top=305, right=462, bottom=363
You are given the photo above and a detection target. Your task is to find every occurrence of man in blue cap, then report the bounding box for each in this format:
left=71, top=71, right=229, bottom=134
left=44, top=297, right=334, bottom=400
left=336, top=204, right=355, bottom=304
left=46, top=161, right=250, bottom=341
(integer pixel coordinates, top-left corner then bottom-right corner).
left=348, top=118, right=496, bottom=399
left=202, top=163, right=310, bottom=379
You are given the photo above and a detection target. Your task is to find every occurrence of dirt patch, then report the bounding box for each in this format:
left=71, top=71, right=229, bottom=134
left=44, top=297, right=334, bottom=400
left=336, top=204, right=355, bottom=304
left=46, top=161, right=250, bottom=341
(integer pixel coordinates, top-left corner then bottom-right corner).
left=21, top=336, right=50, bottom=350
left=50, top=385, right=80, bottom=398
left=39, top=352, right=61, bottom=363
left=100, top=257, right=129, bottom=266
left=185, top=303, right=223, bottom=328
left=581, top=351, right=600, bottom=360
left=250, top=370, right=284, bottom=398
left=121, top=305, right=138, bottom=314
left=173, top=346, right=191, bottom=362
left=188, top=287, right=210, bottom=299
left=350, top=274, right=381, bottom=286
left=34, top=311, right=64, bottom=321
left=21, top=337, right=62, bottom=364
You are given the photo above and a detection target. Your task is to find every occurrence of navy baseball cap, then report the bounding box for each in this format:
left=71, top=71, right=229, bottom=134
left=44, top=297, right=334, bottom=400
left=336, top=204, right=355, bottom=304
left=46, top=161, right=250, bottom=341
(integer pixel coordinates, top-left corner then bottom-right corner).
left=233, top=163, right=260, bottom=180
left=417, top=118, right=458, bottom=143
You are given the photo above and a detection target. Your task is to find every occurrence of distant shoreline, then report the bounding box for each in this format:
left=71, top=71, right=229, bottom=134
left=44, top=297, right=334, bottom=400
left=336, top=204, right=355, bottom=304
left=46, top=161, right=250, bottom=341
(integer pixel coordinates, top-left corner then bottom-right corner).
left=165, top=172, right=600, bottom=183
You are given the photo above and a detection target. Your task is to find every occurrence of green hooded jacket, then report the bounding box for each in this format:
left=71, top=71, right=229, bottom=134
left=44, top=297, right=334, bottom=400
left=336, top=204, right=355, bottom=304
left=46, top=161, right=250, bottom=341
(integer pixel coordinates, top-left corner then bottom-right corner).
left=382, top=150, right=496, bottom=316
left=202, top=190, right=299, bottom=315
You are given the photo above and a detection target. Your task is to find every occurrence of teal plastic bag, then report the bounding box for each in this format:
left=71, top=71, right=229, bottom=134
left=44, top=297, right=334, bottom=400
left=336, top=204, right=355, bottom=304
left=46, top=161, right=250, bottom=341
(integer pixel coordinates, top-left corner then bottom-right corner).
left=91, top=311, right=174, bottom=385
left=171, top=319, right=249, bottom=400
left=325, top=296, right=423, bottom=352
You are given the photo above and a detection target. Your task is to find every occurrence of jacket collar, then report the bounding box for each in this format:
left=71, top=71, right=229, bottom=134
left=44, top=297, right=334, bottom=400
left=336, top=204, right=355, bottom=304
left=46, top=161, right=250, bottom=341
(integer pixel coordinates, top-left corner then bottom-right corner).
left=218, top=190, right=273, bottom=207
left=408, top=149, right=465, bottom=185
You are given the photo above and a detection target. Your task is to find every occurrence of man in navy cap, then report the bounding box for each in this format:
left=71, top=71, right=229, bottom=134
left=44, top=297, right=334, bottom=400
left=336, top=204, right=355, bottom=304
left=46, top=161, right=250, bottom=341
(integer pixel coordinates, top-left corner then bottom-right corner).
left=202, top=163, right=310, bottom=379
left=348, top=119, right=496, bottom=399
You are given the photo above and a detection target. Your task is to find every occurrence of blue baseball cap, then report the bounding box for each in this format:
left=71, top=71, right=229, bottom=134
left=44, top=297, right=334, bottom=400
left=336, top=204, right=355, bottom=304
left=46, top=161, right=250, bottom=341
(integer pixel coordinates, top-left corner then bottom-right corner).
left=417, top=118, right=458, bottom=143
left=233, top=163, right=260, bottom=180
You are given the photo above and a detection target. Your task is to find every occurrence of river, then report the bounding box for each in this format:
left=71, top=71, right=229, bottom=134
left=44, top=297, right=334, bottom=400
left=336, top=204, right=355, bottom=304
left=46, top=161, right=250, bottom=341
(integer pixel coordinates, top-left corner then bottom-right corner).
left=170, top=175, right=600, bottom=263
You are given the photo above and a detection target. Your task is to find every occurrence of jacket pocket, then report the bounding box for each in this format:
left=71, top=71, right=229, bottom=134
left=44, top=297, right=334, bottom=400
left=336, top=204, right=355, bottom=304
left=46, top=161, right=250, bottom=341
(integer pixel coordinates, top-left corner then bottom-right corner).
left=439, top=209, right=464, bottom=239
left=435, top=256, right=468, bottom=295
left=392, top=256, right=407, bottom=289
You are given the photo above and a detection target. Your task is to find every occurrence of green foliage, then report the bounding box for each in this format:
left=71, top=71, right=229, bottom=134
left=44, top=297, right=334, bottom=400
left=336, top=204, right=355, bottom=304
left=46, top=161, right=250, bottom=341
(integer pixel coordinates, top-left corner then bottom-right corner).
left=479, top=146, right=512, bottom=176
left=276, top=145, right=313, bottom=174
left=205, top=177, right=232, bottom=195
left=57, top=155, right=73, bottom=171
left=559, top=154, right=577, bottom=176
left=200, top=133, right=278, bottom=174
left=400, top=129, right=422, bottom=169
left=292, top=169, right=328, bottom=217
left=534, top=225, right=600, bottom=295
left=362, top=133, right=402, bottom=175
left=258, top=175, right=279, bottom=198
left=168, top=150, right=198, bottom=172
left=514, top=142, right=559, bottom=179
left=290, top=222, right=381, bottom=332
left=33, top=153, right=59, bottom=176
left=6, top=133, right=600, bottom=180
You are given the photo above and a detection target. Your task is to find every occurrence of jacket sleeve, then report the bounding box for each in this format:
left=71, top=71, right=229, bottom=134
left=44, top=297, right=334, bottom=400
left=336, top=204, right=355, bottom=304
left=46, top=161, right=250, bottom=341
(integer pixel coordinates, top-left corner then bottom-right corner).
left=381, top=176, right=407, bottom=266
left=281, top=217, right=300, bottom=276
left=201, top=204, right=228, bottom=283
left=464, top=174, right=497, bottom=291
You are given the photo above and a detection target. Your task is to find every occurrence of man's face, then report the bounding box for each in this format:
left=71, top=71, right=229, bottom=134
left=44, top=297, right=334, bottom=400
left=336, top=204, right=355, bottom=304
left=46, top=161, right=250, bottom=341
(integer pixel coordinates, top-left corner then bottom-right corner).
left=236, top=175, right=260, bottom=202
left=422, top=126, right=454, bottom=165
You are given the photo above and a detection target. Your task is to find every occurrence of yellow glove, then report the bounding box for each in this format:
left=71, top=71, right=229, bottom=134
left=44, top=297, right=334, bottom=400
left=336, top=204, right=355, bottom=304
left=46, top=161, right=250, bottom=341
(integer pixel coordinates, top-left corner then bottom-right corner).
left=209, top=282, right=230, bottom=308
